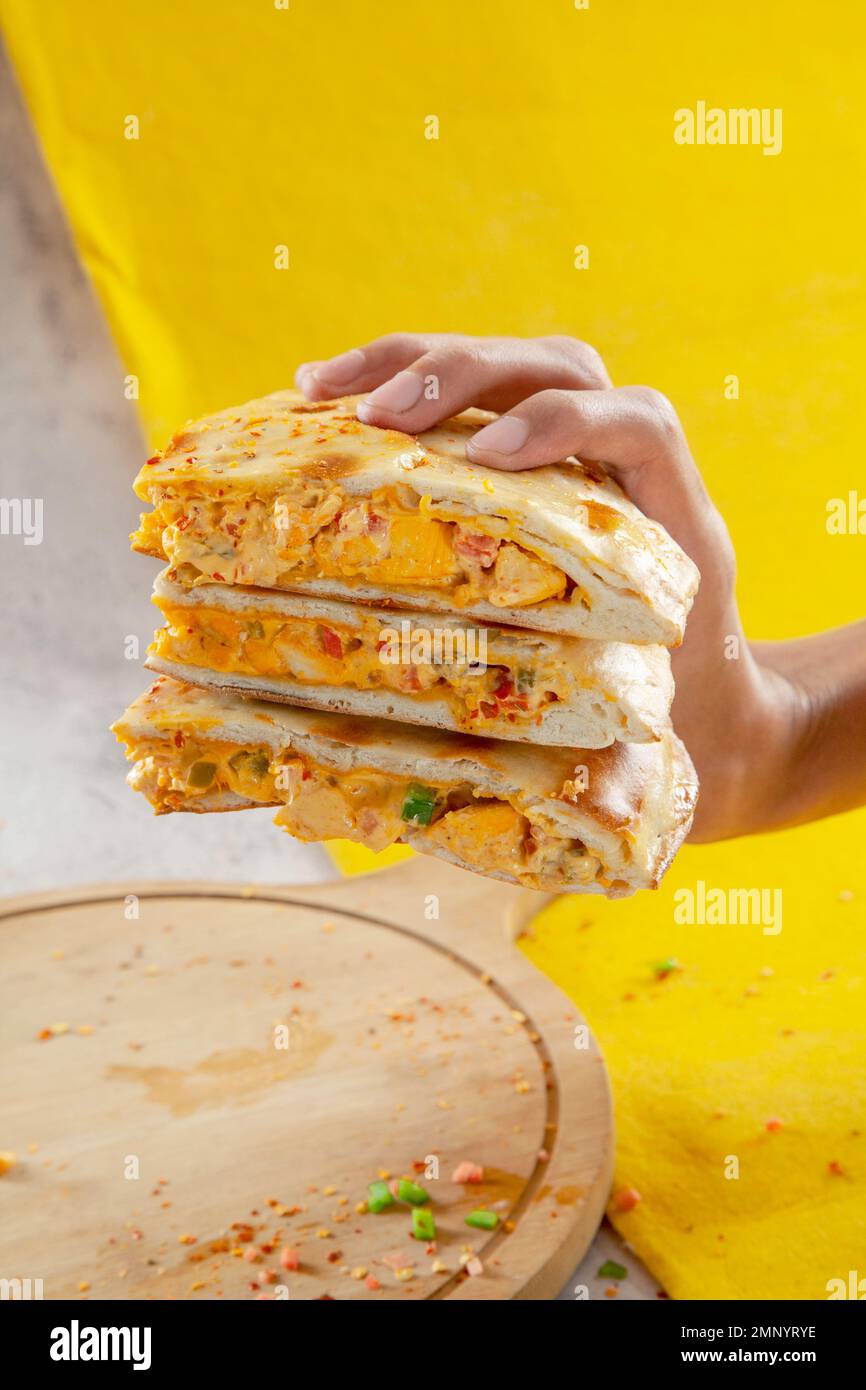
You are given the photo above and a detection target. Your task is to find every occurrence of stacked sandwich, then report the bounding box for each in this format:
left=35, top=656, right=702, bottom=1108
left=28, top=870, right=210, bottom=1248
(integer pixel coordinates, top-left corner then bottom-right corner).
left=113, top=390, right=700, bottom=895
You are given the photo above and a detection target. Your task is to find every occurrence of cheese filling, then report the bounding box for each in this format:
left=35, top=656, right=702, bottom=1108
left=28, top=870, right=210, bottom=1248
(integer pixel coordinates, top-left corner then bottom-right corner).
left=122, top=735, right=601, bottom=887
left=149, top=601, right=580, bottom=733
left=134, top=484, right=589, bottom=612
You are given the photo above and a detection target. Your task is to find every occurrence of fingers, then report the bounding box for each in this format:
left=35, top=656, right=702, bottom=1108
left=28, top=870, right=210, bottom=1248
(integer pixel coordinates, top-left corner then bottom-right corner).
left=295, top=334, right=612, bottom=425
left=294, top=333, right=437, bottom=399
left=465, top=386, right=715, bottom=553
left=466, top=386, right=682, bottom=473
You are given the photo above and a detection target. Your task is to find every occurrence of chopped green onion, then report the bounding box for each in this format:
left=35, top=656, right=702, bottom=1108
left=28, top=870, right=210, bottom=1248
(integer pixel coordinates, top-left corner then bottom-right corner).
left=653, top=957, right=681, bottom=979
left=411, top=1208, right=436, bottom=1241
left=465, top=1209, right=499, bottom=1231
left=400, top=785, right=437, bottom=826
left=186, top=760, right=217, bottom=789
left=244, top=619, right=265, bottom=640
left=516, top=666, right=536, bottom=691
left=367, top=1180, right=394, bottom=1213
left=597, top=1259, right=627, bottom=1280
left=397, top=1177, right=430, bottom=1205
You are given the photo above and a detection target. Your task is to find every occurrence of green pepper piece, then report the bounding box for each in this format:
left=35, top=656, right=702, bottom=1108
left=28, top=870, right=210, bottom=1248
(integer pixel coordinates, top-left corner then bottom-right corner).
left=411, top=1207, right=436, bottom=1241
left=400, top=784, right=437, bottom=825
left=244, top=619, right=265, bottom=640
left=397, top=1177, right=430, bottom=1205
left=597, top=1259, right=627, bottom=1280
left=367, top=1180, right=394, bottom=1213
left=228, top=749, right=270, bottom=782
left=186, top=760, right=217, bottom=789
left=516, top=666, right=536, bottom=691
left=465, top=1209, right=499, bottom=1231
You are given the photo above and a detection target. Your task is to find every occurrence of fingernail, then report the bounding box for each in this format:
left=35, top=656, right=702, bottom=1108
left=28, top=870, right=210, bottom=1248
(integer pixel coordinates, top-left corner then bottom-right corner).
left=467, top=415, right=529, bottom=456
left=313, top=348, right=366, bottom=385
left=360, top=371, right=424, bottom=415
left=296, top=370, right=317, bottom=397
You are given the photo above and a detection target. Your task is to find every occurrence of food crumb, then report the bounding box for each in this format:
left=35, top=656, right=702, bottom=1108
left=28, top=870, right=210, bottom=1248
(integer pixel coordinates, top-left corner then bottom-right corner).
left=451, top=1160, right=483, bottom=1184
left=614, top=1187, right=641, bottom=1212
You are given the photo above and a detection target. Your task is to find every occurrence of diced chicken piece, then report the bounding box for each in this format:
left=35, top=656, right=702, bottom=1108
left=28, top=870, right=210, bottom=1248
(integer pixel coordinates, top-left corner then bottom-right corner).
left=422, top=802, right=526, bottom=875
left=276, top=782, right=359, bottom=843
left=272, top=488, right=343, bottom=550
left=487, top=543, right=566, bottom=607
left=276, top=777, right=403, bottom=853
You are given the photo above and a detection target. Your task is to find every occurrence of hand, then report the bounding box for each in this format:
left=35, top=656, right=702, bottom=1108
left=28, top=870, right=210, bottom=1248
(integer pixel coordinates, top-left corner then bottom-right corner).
left=296, top=334, right=866, bottom=842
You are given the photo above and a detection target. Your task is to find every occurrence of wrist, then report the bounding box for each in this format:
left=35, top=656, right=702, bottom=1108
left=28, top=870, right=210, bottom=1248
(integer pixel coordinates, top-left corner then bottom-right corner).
left=683, top=659, right=811, bottom=843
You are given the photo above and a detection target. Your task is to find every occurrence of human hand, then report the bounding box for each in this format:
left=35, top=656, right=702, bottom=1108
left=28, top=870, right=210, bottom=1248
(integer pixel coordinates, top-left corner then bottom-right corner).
left=296, top=334, right=865, bottom=841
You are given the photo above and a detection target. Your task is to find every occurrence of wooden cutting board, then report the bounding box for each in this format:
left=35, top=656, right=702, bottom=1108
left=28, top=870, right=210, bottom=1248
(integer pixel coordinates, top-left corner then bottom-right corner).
left=0, top=858, right=613, bottom=1300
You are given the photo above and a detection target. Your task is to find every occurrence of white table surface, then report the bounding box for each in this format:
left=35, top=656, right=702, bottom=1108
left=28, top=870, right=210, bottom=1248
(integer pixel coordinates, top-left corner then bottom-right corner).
left=0, top=45, right=659, bottom=1302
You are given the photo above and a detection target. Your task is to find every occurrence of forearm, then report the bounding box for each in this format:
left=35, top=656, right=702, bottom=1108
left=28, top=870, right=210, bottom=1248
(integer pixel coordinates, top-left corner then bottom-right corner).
left=678, top=612, right=866, bottom=843
left=749, top=621, right=866, bottom=829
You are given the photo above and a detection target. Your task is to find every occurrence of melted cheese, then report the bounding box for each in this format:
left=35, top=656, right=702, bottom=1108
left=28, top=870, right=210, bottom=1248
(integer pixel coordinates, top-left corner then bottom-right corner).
left=133, top=484, right=574, bottom=611
left=149, top=600, right=577, bottom=733
left=119, top=732, right=596, bottom=887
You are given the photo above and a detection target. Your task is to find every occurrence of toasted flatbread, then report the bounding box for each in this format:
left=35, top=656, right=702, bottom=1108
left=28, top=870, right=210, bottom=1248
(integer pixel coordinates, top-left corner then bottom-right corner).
left=146, top=569, right=674, bottom=748
left=132, top=390, right=699, bottom=644
left=112, top=676, right=698, bottom=895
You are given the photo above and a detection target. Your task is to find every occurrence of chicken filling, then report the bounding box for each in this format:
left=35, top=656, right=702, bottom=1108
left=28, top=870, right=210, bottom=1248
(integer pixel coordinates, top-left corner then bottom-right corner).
left=134, top=483, right=589, bottom=612
left=123, top=735, right=601, bottom=887
left=149, top=602, right=578, bottom=732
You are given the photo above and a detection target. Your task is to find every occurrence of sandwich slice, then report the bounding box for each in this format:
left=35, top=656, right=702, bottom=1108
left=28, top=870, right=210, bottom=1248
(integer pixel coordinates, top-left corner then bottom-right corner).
left=132, top=390, right=699, bottom=644
left=112, top=676, right=699, bottom=896
left=145, top=570, right=674, bottom=748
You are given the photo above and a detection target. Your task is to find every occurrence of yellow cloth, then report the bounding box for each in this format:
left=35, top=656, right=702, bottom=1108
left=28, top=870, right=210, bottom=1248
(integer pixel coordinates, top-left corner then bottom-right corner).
left=4, top=0, right=864, bottom=1298
left=524, top=834, right=866, bottom=1301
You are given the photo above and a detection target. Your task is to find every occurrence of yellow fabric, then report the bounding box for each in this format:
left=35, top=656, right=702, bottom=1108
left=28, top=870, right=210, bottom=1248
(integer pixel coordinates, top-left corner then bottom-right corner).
left=524, top=836, right=866, bottom=1300
left=3, top=0, right=864, bottom=1298
left=326, top=839, right=413, bottom=877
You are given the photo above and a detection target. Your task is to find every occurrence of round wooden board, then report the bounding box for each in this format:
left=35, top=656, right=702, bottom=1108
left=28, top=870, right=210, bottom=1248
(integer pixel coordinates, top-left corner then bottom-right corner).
left=0, top=858, right=613, bottom=1300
